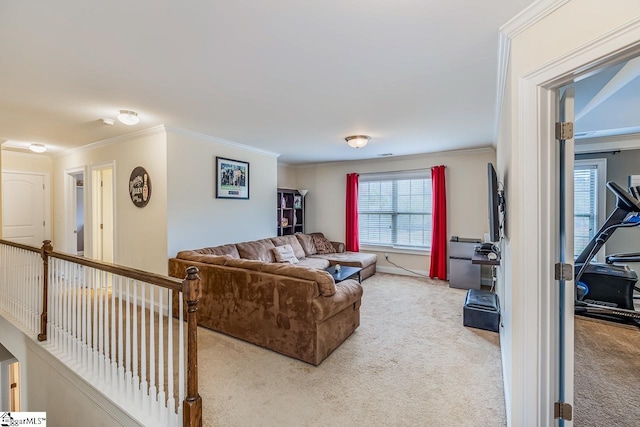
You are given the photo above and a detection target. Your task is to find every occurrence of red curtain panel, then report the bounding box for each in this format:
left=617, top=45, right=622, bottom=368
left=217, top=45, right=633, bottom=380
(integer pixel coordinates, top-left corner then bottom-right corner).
left=345, top=173, right=360, bottom=252
left=429, top=165, right=447, bottom=279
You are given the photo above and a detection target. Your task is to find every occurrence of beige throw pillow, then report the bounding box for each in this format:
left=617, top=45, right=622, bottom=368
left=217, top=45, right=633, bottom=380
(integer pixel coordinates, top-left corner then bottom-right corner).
left=272, top=244, right=299, bottom=264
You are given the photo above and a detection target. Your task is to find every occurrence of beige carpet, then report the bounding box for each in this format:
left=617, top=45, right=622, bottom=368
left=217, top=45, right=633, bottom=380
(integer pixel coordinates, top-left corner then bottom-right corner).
left=574, top=315, right=640, bottom=426
left=197, top=273, right=505, bottom=427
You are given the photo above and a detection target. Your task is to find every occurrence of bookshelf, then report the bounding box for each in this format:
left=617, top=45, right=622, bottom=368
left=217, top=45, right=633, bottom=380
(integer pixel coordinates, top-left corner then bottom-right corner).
left=277, top=188, right=305, bottom=236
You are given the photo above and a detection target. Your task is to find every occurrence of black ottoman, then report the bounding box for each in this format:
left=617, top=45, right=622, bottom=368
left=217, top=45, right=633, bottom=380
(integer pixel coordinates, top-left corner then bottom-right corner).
left=463, top=289, right=500, bottom=332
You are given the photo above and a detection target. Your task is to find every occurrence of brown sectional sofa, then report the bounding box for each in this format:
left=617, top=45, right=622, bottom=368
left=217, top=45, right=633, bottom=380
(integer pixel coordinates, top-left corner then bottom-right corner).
left=169, top=233, right=377, bottom=365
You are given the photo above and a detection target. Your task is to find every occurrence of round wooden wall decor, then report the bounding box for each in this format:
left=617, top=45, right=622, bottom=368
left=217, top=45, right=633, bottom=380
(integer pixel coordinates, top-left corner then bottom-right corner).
left=129, top=166, right=151, bottom=208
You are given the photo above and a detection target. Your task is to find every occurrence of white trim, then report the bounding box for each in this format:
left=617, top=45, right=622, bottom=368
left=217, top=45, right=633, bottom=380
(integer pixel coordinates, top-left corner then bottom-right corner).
left=375, top=265, right=430, bottom=277
left=494, top=0, right=571, bottom=140
left=512, top=14, right=640, bottom=427
left=499, top=0, right=571, bottom=39
left=52, top=125, right=167, bottom=158
left=165, top=126, right=281, bottom=158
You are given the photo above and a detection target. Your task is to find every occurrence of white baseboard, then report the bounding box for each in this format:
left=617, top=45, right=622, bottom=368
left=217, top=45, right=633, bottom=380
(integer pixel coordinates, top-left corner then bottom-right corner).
left=375, top=265, right=431, bottom=277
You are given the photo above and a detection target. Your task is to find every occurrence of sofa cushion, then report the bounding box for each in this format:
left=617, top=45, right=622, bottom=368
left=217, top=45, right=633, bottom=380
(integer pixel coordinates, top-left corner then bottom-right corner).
left=175, top=251, right=230, bottom=265
left=312, top=234, right=336, bottom=254
left=236, top=238, right=277, bottom=262
left=272, top=244, right=299, bottom=264
left=195, top=244, right=240, bottom=259
left=261, top=263, right=336, bottom=296
left=295, top=233, right=317, bottom=256
left=270, top=235, right=306, bottom=260
left=296, top=257, right=330, bottom=270
left=224, top=258, right=265, bottom=271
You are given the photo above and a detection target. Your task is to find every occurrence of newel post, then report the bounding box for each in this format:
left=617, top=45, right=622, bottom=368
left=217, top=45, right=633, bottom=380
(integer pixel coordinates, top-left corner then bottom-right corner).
left=183, top=266, right=203, bottom=427
left=38, top=240, right=53, bottom=341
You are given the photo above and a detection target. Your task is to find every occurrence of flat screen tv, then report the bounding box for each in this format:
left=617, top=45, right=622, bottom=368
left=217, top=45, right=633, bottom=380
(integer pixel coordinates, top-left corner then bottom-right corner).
left=487, top=162, right=501, bottom=242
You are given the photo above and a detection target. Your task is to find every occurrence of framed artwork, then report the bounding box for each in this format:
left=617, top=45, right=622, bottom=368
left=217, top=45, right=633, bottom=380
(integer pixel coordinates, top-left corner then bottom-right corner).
left=216, top=157, right=249, bottom=199
left=294, top=195, right=302, bottom=209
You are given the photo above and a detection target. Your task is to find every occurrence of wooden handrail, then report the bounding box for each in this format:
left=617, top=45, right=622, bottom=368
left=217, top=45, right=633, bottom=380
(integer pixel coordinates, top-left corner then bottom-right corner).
left=0, top=239, right=41, bottom=253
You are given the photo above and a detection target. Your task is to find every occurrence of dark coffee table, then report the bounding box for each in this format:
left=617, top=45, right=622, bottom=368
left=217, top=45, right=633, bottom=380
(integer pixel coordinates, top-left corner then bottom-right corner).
left=326, top=265, right=362, bottom=283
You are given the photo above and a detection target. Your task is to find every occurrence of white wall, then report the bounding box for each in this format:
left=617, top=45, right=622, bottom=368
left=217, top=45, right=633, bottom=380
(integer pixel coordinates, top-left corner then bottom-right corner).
left=498, top=1, right=640, bottom=425
left=294, top=148, right=496, bottom=274
left=277, top=162, right=297, bottom=189
left=166, top=129, right=279, bottom=256
left=52, top=128, right=168, bottom=274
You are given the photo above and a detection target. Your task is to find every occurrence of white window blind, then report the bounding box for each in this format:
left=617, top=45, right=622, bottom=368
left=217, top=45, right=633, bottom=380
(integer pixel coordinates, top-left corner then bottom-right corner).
left=574, top=163, right=599, bottom=258
left=358, top=170, right=432, bottom=250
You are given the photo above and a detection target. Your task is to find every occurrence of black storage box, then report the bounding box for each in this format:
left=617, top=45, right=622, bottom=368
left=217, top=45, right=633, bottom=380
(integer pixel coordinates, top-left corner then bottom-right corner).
left=463, top=289, right=500, bottom=332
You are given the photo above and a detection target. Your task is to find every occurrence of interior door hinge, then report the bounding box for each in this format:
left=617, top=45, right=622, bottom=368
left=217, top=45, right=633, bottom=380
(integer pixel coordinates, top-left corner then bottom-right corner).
left=554, top=401, right=573, bottom=421
left=555, top=263, right=573, bottom=281
left=100, top=224, right=103, bottom=230
left=555, top=122, right=574, bottom=140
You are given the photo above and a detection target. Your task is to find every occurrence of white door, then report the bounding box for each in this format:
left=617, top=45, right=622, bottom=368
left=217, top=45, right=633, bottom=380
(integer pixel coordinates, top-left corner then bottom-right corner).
left=557, top=86, right=575, bottom=426
left=91, top=167, right=114, bottom=263
left=2, top=172, right=45, bottom=245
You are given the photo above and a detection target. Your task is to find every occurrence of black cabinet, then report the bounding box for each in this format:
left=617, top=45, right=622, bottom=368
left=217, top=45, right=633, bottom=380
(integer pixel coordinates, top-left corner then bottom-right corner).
left=277, top=189, right=305, bottom=236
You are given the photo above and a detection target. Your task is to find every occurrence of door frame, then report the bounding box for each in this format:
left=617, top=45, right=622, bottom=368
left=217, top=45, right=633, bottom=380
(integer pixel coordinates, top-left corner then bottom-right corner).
left=1, top=169, right=51, bottom=244
left=517, top=20, right=640, bottom=425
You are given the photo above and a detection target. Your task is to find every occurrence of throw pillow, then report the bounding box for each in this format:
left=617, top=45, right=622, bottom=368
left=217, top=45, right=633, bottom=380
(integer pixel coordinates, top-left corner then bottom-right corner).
left=312, top=235, right=336, bottom=254
left=272, top=244, right=299, bottom=264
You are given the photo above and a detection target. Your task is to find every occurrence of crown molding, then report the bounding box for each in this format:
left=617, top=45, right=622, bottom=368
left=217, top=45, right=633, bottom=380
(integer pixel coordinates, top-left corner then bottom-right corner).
left=52, top=125, right=168, bottom=158
left=165, top=126, right=280, bottom=158
left=494, top=0, right=571, bottom=139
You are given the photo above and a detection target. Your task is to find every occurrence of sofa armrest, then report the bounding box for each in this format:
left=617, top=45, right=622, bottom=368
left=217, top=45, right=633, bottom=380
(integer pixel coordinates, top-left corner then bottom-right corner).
left=330, top=241, right=345, bottom=253
left=311, top=280, right=362, bottom=323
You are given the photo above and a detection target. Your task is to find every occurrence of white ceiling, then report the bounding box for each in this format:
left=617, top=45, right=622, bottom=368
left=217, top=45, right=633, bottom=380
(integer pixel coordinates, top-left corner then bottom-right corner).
left=1, top=1, right=539, bottom=164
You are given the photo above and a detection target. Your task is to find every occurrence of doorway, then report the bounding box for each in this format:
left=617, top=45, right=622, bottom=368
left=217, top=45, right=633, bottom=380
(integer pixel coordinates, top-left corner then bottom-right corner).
left=65, top=167, right=86, bottom=256
left=517, top=23, right=640, bottom=426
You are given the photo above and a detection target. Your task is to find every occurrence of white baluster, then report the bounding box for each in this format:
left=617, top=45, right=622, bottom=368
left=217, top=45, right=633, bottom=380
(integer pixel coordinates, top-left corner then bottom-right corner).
left=141, top=281, right=148, bottom=415
left=132, top=280, right=139, bottom=406
left=111, top=273, right=117, bottom=388
left=125, top=278, right=132, bottom=401
left=167, top=289, right=175, bottom=421
left=149, top=285, right=156, bottom=416
left=158, top=287, right=165, bottom=424
left=118, top=275, right=125, bottom=394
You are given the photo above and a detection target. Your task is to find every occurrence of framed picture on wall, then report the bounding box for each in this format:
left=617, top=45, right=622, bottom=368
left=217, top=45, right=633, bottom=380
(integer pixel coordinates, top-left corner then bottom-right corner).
left=216, top=157, right=250, bottom=199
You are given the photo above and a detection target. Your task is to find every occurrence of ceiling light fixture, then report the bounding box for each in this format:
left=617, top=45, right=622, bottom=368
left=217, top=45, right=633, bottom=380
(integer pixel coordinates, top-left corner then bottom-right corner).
left=117, top=110, right=140, bottom=125
left=345, top=135, right=370, bottom=149
left=29, top=143, right=47, bottom=153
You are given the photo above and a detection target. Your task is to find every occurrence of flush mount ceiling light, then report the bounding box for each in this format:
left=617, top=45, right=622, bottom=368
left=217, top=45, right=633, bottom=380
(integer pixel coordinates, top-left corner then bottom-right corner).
left=117, top=110, right=140, bottom=125
left=29, top=143, right=47, bottom=153
left=345, top=135, right=370, bottom=149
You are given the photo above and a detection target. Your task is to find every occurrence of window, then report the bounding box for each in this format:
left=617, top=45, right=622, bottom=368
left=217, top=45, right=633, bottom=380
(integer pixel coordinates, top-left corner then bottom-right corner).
left=574, top=159, right=606, bottom=260
left=358, top=170, right=432, bottom=250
